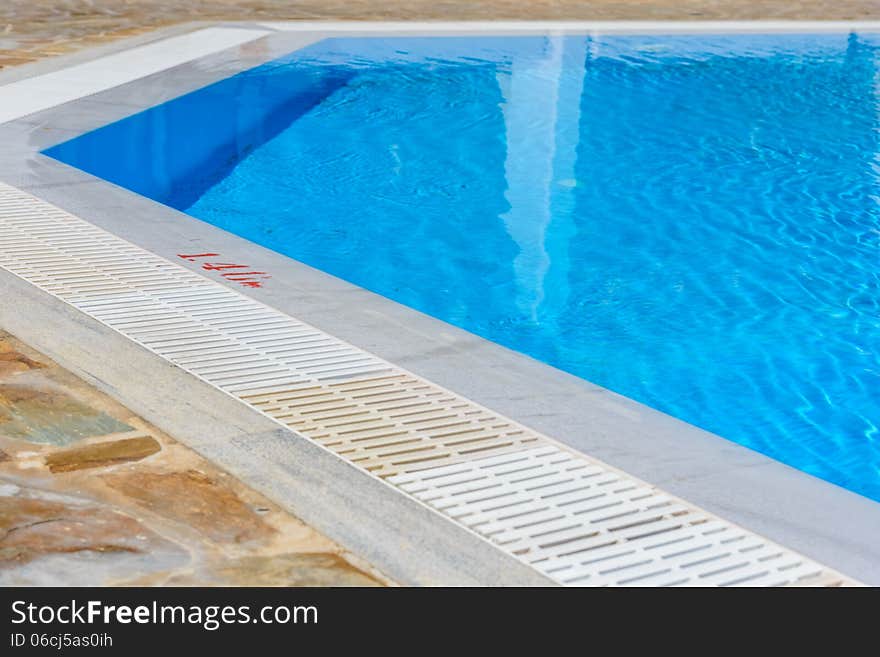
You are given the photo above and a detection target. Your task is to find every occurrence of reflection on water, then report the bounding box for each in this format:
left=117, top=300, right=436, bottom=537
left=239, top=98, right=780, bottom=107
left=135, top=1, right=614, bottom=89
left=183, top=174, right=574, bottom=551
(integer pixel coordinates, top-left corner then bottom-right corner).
left=498, top=35, right=585, bottom=323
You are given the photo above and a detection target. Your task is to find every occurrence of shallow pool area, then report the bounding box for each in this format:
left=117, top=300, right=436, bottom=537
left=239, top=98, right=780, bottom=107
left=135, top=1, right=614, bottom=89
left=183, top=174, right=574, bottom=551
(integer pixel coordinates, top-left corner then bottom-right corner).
left=45, top=32, right=880, bottom=501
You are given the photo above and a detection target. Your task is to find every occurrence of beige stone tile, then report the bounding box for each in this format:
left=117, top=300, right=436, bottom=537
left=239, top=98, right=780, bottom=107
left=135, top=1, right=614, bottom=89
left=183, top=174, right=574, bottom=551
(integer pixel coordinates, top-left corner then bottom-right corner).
left=0, top=331, right=389, bottom=586
left=1, top=1, right=877, bottom=70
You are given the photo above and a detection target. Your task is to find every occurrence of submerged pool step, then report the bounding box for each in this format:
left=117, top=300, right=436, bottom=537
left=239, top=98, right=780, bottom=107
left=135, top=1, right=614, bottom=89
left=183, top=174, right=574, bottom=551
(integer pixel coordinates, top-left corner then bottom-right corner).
left=0, top=182, right=854, bottom=587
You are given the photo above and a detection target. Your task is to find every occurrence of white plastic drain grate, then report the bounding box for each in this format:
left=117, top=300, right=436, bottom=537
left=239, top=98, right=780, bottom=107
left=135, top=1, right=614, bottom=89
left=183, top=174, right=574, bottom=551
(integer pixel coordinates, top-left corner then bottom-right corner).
left=241, top=373, right=542, bottom=476
left=0, top=182, right=854, bottom=586
left=389, top=446, right=836, bottom=586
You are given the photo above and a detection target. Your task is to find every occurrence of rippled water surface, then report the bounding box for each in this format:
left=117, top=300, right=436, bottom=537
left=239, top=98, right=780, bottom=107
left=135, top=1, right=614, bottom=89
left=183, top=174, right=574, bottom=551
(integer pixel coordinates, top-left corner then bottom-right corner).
left=47, top=34, right=880, bottom=500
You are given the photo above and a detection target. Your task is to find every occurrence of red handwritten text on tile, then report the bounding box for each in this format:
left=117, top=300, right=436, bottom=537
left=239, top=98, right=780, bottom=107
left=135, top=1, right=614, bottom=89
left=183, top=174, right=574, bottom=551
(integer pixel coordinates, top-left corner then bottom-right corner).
left=178, top=253, right=271, bottom=289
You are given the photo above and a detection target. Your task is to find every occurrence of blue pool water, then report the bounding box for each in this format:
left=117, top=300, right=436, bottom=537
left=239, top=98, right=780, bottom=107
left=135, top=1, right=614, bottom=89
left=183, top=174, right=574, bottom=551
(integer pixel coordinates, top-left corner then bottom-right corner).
left=46, top=33, right=880, bottom=501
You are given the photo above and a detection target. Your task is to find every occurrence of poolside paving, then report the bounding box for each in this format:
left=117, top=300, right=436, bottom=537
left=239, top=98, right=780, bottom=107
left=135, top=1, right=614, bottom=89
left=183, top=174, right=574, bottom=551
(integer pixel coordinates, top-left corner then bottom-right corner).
left=1, top=1, right=879, bottom=69
left=0, top=331, right=387, bottom=586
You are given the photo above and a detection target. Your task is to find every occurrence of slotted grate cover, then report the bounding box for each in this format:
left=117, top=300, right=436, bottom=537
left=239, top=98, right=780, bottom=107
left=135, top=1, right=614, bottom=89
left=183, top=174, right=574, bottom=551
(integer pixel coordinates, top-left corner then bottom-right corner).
left=242, top=373, right=541, bottom=476
left=389, top=447, right=835, bottom=586
left=0, top=182, right=854, bottom=586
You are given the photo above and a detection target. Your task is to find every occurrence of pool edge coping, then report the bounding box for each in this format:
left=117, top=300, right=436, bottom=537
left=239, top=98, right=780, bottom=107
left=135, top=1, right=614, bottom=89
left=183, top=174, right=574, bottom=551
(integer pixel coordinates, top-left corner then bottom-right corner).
left=0, top=20, right=878, bottom=585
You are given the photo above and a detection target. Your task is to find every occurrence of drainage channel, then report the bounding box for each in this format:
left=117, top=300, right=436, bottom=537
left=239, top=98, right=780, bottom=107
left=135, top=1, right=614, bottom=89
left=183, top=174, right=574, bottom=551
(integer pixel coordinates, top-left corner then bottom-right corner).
left=0, top=182, right=854, bottom=586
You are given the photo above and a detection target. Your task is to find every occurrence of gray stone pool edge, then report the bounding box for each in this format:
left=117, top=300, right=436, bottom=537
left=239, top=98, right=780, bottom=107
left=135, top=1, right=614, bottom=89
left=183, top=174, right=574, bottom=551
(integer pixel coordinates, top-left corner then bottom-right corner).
left=0, top=22, right=878, bottom=585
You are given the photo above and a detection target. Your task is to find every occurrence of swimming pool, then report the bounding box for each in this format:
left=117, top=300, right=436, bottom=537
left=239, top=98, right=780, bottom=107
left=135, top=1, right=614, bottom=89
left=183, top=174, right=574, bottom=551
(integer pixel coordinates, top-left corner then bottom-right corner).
left=45, top=32, right=880, bottom=502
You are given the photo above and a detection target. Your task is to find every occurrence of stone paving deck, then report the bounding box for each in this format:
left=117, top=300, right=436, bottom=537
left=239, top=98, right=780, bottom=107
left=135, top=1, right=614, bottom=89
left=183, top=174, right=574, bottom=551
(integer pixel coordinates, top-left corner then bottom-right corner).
left=0, top=330, right=387, bottom=586
left=2, top=1, right=879, bottom=69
